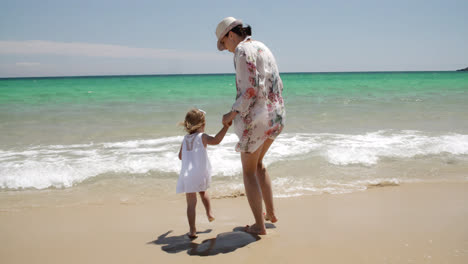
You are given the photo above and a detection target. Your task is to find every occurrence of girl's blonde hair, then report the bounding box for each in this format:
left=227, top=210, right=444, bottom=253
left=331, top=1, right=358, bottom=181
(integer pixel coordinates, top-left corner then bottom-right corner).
left=180, top=108, right=206, bottom=134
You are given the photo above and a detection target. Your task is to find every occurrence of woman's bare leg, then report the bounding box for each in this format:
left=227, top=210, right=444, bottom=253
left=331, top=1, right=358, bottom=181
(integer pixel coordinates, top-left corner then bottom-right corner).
left=199, top=191, right=215, bottom=222
left=241, top=145, right=266, bottom=235
left=256, top=138, right=278, bottom=222
left=186, top=193, right=197, bottom=237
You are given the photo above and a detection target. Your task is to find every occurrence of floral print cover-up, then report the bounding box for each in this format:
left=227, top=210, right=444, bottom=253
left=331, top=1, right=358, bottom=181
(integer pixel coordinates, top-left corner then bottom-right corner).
left=232, top=37, right=285, bottom=153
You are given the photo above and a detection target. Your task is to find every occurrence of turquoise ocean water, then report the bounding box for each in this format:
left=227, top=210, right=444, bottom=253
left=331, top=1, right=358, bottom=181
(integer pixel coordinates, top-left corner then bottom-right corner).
left=1, top=72, right=468, bottom=200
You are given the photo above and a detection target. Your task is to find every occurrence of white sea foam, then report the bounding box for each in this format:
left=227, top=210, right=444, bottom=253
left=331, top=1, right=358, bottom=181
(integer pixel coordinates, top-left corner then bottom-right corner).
left=1, top=130, right=467, bottom=190
left=321, top=130, right=468, bottom=165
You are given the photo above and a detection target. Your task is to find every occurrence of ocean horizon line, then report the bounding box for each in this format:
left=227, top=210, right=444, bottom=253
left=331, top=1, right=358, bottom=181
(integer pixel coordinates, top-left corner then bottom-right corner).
left=0, top=70, right=461, bottom=80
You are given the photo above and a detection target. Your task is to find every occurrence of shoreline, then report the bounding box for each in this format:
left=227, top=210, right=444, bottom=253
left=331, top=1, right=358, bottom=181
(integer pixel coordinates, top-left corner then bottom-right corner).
left=1, top=182, right=467, bottom=263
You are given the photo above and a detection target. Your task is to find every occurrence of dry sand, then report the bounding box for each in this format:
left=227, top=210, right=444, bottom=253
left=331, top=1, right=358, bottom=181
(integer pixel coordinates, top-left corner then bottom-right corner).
left=1, top=182, right=467, bottom=264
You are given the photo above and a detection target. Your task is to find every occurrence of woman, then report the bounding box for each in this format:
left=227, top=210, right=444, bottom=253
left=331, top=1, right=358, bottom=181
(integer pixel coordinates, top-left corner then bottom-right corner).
left=215, top=17, right=285, bottom=235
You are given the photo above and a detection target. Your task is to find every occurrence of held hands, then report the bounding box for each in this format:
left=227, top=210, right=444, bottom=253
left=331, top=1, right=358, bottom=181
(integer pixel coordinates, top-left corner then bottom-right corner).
left=222, top=111, right=237, bottom=127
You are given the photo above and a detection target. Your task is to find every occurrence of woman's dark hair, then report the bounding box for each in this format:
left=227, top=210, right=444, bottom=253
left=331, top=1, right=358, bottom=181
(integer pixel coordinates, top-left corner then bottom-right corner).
left=228, top=24, right=252, bottom=38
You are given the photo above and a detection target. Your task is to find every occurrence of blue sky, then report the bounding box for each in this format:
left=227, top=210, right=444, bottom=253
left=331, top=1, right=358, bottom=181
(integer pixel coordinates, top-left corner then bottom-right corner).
left=1, top=0, right=467, bottom=77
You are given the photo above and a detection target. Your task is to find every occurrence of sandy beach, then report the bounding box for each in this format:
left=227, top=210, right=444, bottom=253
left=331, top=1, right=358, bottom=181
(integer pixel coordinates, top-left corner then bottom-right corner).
left=1, top=182, right=467, bottom=264
left=2, top=0, right=468, bottom=263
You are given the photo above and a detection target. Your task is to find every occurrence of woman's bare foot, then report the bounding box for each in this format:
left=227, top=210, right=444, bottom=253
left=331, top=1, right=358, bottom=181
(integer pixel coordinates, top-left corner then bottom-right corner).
left=264, top=212, right=278, bottom=223
left=244, top=224, right=267, bottom=235
left=187, top=231, right=198, bottom=239
left=188, top=228, right=198, bottom=239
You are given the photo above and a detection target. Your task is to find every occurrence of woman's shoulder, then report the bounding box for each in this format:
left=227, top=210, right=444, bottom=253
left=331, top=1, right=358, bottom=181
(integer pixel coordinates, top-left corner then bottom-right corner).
left=234, top=43, right=247, bottom=57
left=235, top=43, right=259, bottom=60
left=252, top=40, right=272, bottom=52
left=238, top=40, right=271, bottom=54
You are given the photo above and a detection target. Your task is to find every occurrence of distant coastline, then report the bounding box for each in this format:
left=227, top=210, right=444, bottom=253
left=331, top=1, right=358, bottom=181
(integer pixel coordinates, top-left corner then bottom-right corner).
left=0, top=70, right=461, bottom=80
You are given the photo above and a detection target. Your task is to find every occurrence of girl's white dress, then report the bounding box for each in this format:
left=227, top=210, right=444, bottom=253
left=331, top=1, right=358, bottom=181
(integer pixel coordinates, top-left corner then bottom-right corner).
left=176, top=133, right=212, bottom=193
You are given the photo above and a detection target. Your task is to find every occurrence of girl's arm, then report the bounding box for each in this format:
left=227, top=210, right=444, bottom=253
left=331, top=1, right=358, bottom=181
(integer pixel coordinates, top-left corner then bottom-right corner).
left=178, top=144, right=182, bottom=160
left=202, top=124, right=230, bottom=146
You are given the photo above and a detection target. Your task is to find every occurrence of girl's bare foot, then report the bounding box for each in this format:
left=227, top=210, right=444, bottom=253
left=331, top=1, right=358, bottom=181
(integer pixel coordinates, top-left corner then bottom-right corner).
left=244, top=224, right=267, bottom=235
left=263, top=212, right=278, bottom=223
left=207, top=211, right=215, bottom=222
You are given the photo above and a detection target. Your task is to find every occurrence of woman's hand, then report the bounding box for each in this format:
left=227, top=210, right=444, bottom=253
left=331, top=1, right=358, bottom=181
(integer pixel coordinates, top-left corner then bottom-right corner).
left=222, top=111, right=237, bottom=126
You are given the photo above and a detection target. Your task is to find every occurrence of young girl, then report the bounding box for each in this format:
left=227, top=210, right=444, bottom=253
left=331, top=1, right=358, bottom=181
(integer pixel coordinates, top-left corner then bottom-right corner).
left=177, top=108, right=231, bottom=239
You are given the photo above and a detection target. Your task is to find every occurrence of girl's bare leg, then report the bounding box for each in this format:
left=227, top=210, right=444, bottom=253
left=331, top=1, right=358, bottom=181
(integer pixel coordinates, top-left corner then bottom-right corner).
left=186, top=193, right=197, bottom=238
left=199, top=191, right=215, bottom=222
left=256, top=139, right=278, bottom=223
left=241, top=146, right=267, bottom=235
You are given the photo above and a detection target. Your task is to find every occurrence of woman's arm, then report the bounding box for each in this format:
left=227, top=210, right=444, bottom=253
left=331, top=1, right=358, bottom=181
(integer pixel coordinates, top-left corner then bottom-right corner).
left=231, top=47, right=258, bottom=116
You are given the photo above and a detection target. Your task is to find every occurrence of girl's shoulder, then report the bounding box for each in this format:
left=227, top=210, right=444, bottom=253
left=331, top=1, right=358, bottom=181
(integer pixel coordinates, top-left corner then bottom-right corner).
left=200, top=133, right=209, bottom=148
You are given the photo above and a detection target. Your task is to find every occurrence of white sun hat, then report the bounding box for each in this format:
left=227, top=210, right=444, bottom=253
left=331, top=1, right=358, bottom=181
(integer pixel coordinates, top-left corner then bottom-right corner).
left=215, top=17, right=243, bottom=51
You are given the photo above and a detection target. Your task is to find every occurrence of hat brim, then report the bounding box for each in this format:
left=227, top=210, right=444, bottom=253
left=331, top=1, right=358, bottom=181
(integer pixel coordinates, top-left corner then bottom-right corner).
left=217, top=20, right=243, bottom=51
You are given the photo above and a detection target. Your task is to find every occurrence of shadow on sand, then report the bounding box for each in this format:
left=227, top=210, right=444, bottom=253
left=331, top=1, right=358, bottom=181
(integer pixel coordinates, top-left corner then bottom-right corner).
left=149, top=224, right=275, bottom=256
